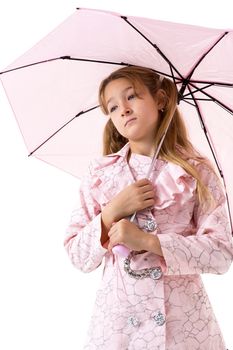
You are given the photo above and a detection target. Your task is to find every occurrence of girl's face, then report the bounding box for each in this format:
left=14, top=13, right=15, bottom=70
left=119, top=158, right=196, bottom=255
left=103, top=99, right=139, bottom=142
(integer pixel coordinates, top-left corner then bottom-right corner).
left=104, top=78, right=161, bottom=144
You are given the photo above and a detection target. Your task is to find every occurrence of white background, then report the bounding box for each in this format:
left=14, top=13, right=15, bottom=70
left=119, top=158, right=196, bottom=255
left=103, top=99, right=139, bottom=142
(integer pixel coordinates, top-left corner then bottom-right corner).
left=0, top=1, right=233, bottom=349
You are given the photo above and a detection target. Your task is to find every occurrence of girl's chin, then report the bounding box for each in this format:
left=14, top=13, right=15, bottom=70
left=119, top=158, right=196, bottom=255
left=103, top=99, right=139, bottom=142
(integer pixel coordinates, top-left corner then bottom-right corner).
left=124, top=129, right=143, bottom=140
left=125, top=131, right=147, bottom=141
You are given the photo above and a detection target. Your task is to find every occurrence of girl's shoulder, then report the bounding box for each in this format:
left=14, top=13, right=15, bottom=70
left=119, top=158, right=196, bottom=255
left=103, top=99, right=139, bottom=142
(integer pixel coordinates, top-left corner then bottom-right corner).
left=80, top=154, right=122, bottom=190
left=187, top=157, right=218, bottom=177
left=82, top=154, right=123, bottom=187
left=172, top=144, right=223, bottom=193
left=184, top=156, right=224, bottom=199
left=175, top=144, right=217, bottom=175
left=89, top=154, right=123, bottom=174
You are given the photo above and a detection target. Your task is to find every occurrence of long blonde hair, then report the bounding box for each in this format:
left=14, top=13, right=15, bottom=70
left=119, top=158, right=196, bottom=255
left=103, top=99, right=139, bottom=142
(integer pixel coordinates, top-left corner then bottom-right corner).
left=98, top=65, right=217, bottom=210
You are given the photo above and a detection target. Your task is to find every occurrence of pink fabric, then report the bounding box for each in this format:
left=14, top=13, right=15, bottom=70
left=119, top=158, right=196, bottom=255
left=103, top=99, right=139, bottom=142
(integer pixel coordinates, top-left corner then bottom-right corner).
left=153, top=162, right=197, bottom=209
left=0, top=10, right=231, bottom=347
left=64, top=143, right=233, bottom=349
left=1, top=8, right=233, bottom=226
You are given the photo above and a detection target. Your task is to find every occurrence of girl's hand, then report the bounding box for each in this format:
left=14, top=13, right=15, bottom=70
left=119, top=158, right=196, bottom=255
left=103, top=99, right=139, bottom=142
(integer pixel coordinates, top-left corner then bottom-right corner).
left=106, top=178, right=155, bottom=222
left=107, top=219, right=148, bottom=252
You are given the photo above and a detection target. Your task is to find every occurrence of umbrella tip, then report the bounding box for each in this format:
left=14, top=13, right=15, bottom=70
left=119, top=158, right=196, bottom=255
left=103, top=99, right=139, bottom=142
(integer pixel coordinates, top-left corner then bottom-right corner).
left=121, top=16, right=128, bottom=20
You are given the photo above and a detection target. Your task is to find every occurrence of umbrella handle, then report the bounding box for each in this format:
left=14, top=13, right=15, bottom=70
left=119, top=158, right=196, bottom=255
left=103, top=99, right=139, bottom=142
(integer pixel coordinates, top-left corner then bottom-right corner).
left=112, top=212, right=136, bottom=257
left=112, top=119, right=174, bottom=258
left=112, top=244, right=130, bottom=257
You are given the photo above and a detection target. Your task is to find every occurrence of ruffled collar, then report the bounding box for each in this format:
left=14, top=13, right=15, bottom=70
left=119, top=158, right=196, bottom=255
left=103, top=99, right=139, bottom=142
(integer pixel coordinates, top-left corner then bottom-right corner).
left=106, top=142, right=166, bottom=162
left=127, top=152, right=197, bottom=210
left=152, top=161, right=197, bottom=209
left=124, top=146, right=197, bottom=210
left=93, top=142, right=197, bottom=210
left=105, top=142, right=130, bottom=160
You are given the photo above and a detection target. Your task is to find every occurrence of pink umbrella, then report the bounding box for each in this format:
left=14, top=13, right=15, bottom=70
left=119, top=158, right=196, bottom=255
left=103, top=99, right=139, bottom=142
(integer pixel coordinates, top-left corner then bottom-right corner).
left=0, top=8, right=233, bottom=231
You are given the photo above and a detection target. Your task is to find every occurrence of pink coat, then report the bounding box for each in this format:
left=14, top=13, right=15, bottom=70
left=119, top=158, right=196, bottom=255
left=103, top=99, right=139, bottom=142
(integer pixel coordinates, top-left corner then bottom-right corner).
left=64, top=143, right=233, bottom=349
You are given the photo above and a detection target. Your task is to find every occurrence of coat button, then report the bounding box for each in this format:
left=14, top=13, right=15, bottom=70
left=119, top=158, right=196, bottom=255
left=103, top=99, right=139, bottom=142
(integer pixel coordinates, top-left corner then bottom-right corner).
left=143, top=219, right=157, bottom=232
left=152, top=311, right=166, bottom=326
left=149, top=267, right=163, bottom=280
left=127, top=315, right=140, bottom=327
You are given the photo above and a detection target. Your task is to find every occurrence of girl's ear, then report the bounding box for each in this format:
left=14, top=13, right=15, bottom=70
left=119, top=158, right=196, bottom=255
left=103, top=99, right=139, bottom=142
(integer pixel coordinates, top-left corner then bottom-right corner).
left=156, top=89, right=167, bottom=110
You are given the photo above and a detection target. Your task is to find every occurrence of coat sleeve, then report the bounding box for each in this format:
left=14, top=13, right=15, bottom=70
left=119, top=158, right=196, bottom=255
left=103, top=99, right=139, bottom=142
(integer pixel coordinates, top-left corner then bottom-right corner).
left=157, top=162, right=233, bottom=276
left=64, top=163, right=108, bottom=273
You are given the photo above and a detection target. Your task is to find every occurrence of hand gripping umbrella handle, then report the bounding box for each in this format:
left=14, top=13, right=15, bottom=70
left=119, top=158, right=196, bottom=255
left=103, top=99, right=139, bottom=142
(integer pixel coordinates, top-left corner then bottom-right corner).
left=112, top=212, right=136, bottom=258
left=111, top=129, right=172, bottom=258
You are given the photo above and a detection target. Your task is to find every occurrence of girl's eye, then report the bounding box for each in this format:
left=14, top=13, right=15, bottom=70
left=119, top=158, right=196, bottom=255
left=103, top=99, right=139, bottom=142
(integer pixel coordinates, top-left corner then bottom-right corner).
left=109, top=105, right=117, bottom=113
left=128, top=94, right=136, bottom=100
left=108, top=93, right=136, bottom=113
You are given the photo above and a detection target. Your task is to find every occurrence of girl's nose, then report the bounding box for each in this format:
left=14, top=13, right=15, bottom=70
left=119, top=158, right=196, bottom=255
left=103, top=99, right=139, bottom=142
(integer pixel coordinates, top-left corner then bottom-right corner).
left=121, top=107, right=132, bottom=117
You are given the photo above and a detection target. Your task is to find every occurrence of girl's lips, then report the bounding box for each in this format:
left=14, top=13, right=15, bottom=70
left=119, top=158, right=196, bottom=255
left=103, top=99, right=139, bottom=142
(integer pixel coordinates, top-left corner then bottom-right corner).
left=124, top=118, right=137, bottom=127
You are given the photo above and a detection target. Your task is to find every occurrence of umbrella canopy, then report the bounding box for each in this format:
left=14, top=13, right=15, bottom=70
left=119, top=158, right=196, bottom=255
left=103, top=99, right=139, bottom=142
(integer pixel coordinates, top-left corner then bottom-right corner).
left=0, top=8, right=233, bottom=228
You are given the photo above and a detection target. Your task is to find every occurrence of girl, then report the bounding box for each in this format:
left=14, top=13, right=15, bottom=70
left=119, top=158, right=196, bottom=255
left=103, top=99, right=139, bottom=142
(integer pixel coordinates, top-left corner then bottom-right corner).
left=64, top=66, right=233, bottom=349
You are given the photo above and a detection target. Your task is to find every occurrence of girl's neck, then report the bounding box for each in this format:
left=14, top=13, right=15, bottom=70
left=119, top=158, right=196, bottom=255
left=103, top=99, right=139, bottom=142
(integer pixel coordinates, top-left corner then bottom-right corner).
left=128, top=141, right=157, bottom=158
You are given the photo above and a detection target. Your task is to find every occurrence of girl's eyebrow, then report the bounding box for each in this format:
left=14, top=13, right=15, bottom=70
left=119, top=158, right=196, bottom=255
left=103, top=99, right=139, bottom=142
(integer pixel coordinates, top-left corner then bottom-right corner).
left=106, top=86, right=134, bottom=106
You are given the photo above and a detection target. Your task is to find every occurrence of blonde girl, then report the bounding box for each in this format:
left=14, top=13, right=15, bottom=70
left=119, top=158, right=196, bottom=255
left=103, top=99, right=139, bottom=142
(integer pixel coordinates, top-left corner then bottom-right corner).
left=65, top=66, right=233, bottom=349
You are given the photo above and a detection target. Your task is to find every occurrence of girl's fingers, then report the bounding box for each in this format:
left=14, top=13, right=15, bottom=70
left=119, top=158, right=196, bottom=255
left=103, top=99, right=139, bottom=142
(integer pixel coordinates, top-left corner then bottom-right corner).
left=141, top=184, right=153, bottom=191
left=108, top=225, right=117, bottom=237
left=136, top=178, right=151, bottom=186
left=142, top=191, right=154, bottom=200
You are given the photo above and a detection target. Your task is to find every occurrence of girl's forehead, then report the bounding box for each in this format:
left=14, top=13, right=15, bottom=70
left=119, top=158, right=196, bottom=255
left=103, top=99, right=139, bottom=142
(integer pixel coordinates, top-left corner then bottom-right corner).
left=104, top=78, right=144, bottom=99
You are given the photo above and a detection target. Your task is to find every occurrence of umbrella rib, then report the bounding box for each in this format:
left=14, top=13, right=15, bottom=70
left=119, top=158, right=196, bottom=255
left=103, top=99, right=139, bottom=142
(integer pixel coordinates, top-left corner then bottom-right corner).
left=67, top=58, right=174, bottom=79
left=67, top=57, right=182, bottom=82
left=121, top=16, right=184, bottom=80
left=150, top=69, right=181, bottom=81
left=183, top=84, right=213, bottom=98
left=187, top=80, right=233, bottom=88
left=28, top=105, right=99, bottom=157
left=67, top=57, right=131, bottom=66
left=188, top=86, right=233, bottom=233
left=178, top=32, right=229, bottom=100
left=0, top=56, right=183, bottom=82
left=189, top=82, right=233, bottom=115
left=188, top=86, right=222, bottom=175
left=184, top=97, right=212, bottom=101
left=170, top=66, right=180, bottom=91
left=68, top=57, right=183, bottom=82
left=0, top=56, right=130, bottom=74
left=0, top=56, right=71, bottom=75
left=185, top=31, right=229, bottom=81
left=182, top=99, right=196, bottom=107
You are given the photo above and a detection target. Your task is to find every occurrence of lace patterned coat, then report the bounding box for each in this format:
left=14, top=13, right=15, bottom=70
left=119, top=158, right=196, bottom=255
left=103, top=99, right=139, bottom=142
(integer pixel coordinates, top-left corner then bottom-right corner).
left=64, top=143, right=233, bottom=350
